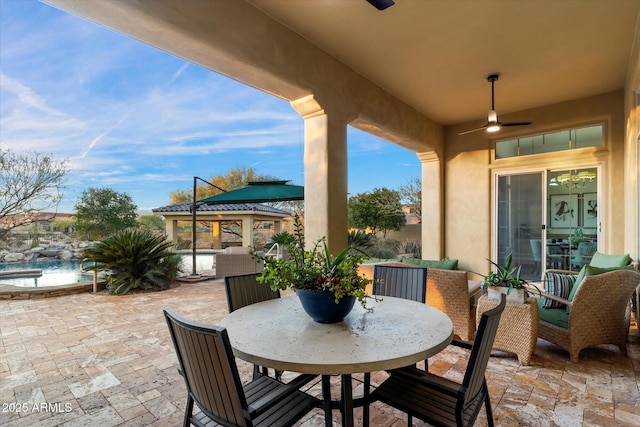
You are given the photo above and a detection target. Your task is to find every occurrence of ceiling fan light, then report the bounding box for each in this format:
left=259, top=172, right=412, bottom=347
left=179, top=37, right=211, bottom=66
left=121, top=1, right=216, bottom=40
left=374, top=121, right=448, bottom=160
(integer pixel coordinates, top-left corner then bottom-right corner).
left=487, top=124, right=501, bottom=133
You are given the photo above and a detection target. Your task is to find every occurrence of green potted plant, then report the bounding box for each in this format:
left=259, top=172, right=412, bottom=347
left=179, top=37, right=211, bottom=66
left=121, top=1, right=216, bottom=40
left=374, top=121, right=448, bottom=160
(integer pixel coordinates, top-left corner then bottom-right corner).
left=479, top=253, right=533, bottom=303
left=257, top=214, right=372, bottom=323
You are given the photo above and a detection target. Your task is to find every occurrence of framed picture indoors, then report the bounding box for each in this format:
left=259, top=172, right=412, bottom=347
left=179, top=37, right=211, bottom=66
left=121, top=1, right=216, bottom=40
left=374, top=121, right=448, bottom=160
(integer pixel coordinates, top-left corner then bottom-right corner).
left=550, top=194, right=578, bottom=228
left=582, top=193, right=598, bottom=228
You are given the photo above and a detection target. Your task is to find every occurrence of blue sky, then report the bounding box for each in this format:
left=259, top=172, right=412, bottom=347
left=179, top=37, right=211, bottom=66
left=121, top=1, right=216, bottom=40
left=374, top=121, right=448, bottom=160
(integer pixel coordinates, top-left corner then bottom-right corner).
left=0, top=0, right=420, bottom=214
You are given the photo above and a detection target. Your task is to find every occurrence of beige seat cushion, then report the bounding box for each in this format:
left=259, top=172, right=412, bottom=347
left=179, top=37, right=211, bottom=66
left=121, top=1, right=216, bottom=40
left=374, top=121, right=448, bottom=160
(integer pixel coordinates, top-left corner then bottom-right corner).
left=226, top=246, right=252, bottom=254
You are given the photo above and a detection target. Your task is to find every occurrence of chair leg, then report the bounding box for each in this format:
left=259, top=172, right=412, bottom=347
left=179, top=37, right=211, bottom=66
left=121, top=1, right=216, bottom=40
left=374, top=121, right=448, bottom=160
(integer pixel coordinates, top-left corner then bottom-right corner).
left=484, top=386, right=494, bottom=427
left=252, top=364, right=261, bottom=380
left=184, top=395, right=194, bottom=427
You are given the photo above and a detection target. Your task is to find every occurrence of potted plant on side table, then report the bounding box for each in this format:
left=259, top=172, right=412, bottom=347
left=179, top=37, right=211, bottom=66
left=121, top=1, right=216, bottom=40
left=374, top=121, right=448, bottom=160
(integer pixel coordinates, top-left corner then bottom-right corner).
left=480, top=253, right=537, bottom=304
left=257, top=214, right=372, bottom=323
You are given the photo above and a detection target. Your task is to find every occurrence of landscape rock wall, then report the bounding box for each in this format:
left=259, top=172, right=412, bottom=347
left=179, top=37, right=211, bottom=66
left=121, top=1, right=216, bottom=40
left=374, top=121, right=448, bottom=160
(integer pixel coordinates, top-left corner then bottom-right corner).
left=0, top=241, right=98, bottom=264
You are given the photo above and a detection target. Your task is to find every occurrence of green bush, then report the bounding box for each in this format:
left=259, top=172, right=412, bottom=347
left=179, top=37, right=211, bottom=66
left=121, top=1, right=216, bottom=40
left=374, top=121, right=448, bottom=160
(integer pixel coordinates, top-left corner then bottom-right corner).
left=83, top=230, right=183, bottom=295
left=265, top=231, right=295, bottom=249
left=376, top=238, right=401, bottom=252
left=363, top=246, right=397, bottom=260
left=348, top=229, right=373, bottom=249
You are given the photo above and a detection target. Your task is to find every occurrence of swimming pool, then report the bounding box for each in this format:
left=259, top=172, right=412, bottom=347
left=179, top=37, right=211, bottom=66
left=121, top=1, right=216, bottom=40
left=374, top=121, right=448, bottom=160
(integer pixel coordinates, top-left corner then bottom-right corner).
left=0, top=254, right=216, bottom=288
left=0, top=260, right=93, bottom=288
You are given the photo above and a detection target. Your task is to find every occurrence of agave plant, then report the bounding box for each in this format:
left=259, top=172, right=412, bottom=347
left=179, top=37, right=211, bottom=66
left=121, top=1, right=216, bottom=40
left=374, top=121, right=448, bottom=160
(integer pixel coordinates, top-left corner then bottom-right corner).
left=479, top=252, right=527, bottom=292
left=83, top=230, right=183, bottom=295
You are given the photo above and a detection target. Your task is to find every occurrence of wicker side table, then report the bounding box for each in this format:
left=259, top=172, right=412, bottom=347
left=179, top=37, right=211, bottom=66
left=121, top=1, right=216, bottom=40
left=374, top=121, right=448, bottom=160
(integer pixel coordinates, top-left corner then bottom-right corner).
left=476, top=295, right=539, bottom=365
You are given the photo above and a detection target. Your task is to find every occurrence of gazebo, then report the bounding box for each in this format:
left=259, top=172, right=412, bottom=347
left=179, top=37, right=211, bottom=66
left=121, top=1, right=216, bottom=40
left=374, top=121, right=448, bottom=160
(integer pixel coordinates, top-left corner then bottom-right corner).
left=152, top=202, right=291, bottom=249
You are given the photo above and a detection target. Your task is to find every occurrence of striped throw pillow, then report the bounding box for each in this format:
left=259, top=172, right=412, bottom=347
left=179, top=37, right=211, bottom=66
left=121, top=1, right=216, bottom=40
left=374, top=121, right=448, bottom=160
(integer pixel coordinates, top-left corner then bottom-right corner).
left=542, top=272, right=577, bottom=309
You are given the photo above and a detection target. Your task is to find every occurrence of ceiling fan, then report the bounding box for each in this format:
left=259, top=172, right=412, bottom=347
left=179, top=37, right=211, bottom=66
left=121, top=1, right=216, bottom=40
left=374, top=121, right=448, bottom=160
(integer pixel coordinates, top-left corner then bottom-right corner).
left=366, top=0, right=395, bottom=11
left=458, top=73, right=533, bottom=136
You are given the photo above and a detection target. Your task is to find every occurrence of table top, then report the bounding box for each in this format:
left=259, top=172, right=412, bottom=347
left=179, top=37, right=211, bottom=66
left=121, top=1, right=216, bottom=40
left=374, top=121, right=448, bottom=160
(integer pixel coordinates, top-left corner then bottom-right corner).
left=220, top=296, right=453, bottom=375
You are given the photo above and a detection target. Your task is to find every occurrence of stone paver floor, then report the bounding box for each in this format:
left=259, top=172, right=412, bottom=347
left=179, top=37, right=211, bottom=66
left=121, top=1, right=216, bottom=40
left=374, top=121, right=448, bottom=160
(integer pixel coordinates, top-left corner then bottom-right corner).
left=1, top=279, right=639, bottom=426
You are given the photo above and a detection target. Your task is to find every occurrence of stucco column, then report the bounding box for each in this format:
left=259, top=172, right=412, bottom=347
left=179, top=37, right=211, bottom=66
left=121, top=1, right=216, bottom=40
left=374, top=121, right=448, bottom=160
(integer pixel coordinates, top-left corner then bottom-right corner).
left=166, top=218, right=179, bottom=247
left=292, top=95, right=349, bottom=254
left=242, top=216, right=254, bottom=247
left=211, top=221, right=221, bottom=250
left=418, top=151, right=443, bottom=259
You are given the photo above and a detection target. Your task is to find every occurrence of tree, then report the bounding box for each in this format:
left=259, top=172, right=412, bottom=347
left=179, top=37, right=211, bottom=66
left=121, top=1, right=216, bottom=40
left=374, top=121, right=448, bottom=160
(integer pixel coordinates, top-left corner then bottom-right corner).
left=0, top=149, right=69, bottom=240
left=138, top=214, right=165, bottom=232
left=74, top=188, right=138, bottom=240
left=168, top=166, right=277, bottom=204
left=348, top=187, right=406, bottom=237
left=398, top=177, right=422, bottom=222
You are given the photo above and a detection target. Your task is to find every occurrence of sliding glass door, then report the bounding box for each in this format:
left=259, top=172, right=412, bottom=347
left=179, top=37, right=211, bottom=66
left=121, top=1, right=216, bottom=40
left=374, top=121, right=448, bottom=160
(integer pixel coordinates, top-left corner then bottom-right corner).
left=496, top=167, right=599, bottom=281
left=496, top=173, right=543, bottom=281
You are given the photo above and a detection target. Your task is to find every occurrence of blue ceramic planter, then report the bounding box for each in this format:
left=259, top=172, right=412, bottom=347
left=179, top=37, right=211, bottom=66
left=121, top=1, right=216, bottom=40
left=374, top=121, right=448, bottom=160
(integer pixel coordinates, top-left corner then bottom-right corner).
left=296, top=289, right=356, bottom=323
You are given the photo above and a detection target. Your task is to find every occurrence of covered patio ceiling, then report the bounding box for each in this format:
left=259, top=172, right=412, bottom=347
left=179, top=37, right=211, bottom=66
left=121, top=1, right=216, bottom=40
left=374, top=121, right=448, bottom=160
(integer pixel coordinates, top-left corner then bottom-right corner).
left=248, top=0, right=639, bottom=126
left=44, top=0, right=640, bottom=129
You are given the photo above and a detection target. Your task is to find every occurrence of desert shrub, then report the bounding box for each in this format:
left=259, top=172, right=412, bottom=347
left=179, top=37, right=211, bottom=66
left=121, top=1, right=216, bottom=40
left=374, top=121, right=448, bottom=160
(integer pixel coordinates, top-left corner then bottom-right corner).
left=348, top=229, right=373, bottom=249
left=363, top=246, right=397, bottom=260
left=399, top=240, right=422, bottom=258
left=376, top=238, right=401, bottom=252
left=83, top=230, right=183, bottom=295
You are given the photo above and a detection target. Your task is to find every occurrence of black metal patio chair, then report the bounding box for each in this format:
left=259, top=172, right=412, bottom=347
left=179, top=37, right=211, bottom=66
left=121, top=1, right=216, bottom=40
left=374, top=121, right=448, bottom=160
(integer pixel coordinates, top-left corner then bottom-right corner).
left=373, top=264, right=429, bottom=371
left=367, top=294, right=506, bottom=426
left=225, top=272, right=281, bottom=380
left=164, top=308, right=319, bottom=427
left=373, top=264, right=427, bottom=303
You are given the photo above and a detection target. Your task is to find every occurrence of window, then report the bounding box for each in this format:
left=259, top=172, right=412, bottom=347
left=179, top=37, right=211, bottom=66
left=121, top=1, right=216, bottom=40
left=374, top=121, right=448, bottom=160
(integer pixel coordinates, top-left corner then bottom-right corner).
left=495, top=125, right=603, bottom=159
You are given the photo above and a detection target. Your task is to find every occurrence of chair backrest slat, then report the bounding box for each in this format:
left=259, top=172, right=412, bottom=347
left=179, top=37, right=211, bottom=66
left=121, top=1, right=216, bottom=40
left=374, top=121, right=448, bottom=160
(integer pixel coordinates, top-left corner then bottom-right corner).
left=225, top=273, right=280, bottom=312
left=461, top=295, right=506, bottom=404
left=373, top=265, right=427, bottom=303
left=164, top=308, right=249, bottom=426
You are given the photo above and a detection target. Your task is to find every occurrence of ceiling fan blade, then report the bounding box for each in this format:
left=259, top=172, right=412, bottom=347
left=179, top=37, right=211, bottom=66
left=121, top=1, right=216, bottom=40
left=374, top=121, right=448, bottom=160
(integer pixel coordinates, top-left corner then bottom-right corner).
left=458, top=124, right=489, bottom=136
left=501, top=121, right=533, bottom=127
left=459, top=74, right=533, bottom=136
left=366, top=0, right=395, bottom=10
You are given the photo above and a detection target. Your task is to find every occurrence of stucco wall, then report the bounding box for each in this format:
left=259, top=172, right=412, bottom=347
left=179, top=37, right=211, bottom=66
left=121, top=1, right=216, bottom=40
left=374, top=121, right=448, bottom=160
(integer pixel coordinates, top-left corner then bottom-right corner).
left=444, top=91, right=627, bottom=278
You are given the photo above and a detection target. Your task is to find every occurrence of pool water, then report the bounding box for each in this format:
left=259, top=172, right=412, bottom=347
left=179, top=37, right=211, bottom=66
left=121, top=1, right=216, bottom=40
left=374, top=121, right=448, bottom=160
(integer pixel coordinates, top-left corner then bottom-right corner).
left=0, top=260, right=93, bottom=288
left=0, top=254, right=216, bottom=288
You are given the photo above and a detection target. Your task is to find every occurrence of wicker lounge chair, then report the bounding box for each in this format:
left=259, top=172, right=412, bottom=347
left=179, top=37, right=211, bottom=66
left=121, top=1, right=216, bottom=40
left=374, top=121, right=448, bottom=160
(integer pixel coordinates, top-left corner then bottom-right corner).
left=426, top=268, right=477, bottom=341
left=215, top=247, right=264, bottom=279
left=164, top=308, right=318, bottom=427
left=368, top=294, right=506, bottom=426
left=537, top=268, right=640, bottom=362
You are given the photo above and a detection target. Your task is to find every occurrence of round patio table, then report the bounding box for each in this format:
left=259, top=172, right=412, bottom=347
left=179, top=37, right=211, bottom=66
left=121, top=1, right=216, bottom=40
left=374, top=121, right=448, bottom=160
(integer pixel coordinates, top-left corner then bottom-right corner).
left=220, top=295, right=453, bottom=427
